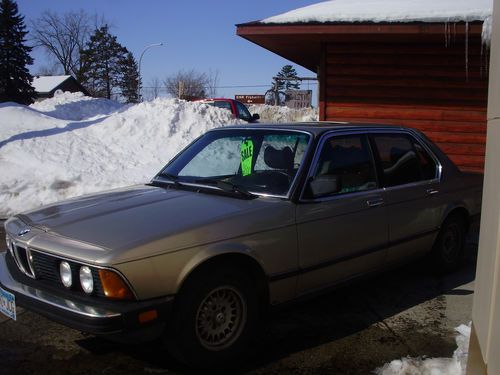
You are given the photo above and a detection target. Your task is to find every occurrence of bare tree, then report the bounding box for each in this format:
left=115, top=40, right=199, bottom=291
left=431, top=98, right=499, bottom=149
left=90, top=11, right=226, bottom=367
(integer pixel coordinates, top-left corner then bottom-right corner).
left=164, top=70, right=209, bottom=100
left=35, top=61, right=62, bottom=76
left=206, top=69, right=219, bottom=98
left=30, top=10, right=106, bottom=80
left=148, top=76, right=162, bottom=100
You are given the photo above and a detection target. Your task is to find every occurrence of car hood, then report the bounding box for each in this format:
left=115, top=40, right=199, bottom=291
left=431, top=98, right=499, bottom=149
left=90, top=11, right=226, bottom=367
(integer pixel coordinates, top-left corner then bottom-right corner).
left=11, top=185, right=295, bottom=264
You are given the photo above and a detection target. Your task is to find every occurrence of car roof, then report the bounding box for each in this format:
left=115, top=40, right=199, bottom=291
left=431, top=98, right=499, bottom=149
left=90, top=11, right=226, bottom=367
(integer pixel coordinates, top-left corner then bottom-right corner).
left=214, top=122, right=415, bottom=137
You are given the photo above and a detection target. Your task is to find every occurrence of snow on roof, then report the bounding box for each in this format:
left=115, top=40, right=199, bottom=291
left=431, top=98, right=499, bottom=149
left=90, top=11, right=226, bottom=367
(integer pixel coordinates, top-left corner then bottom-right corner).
left=262, top=0, right=492, bottom=25
left=32, top=75, right=72, bottom=93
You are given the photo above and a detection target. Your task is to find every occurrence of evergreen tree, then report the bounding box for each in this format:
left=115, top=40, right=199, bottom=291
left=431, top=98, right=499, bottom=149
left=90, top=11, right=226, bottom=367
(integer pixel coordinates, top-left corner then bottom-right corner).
left=275, top=65, right=301, bottom=91
left=80, top=25, right=128, bottom=99
left=119, top=51, right=139, bottom=103
left=0, top=0, right=35, bottom=104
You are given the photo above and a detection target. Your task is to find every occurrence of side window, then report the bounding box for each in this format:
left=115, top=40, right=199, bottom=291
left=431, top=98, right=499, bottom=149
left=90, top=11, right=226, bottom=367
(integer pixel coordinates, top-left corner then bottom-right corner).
left=235, top=101, right=251, bottom=121
left=254, top=134, right=308, bottom=172
left=312, top=135, right=377, bottom=195
left=371, top=134, right=436, bottom=187
left=210, top=101, right=232, bottom=112
left=414, top=142, right=437, bottom=180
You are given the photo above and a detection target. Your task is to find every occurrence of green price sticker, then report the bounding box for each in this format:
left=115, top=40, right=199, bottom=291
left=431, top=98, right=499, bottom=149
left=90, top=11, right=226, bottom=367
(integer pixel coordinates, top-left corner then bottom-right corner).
left=240, top=139, right=254, bottom=176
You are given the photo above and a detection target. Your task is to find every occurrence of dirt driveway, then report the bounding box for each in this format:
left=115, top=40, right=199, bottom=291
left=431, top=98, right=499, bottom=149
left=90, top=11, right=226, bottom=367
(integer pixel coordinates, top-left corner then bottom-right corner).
left=0, top=222, right=477, bottom=375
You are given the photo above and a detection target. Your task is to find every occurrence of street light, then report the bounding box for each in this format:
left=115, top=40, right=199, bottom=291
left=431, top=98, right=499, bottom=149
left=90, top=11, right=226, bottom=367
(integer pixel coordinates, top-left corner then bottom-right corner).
left=138, top=42, right=163, bottom=101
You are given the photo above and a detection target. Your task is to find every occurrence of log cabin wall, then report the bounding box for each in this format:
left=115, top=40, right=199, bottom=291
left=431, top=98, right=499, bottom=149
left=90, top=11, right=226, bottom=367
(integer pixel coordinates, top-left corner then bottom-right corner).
left=320, top=29, right=489, bottom=173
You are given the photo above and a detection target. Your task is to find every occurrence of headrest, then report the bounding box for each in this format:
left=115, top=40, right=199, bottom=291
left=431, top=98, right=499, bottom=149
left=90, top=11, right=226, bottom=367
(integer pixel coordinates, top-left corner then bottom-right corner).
left=264, top=146, right=294, bottom=170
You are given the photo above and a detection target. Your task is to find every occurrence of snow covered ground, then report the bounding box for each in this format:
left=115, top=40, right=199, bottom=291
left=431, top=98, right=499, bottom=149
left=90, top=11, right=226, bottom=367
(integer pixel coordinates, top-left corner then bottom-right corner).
left=376, top=323, right=471, bottom=375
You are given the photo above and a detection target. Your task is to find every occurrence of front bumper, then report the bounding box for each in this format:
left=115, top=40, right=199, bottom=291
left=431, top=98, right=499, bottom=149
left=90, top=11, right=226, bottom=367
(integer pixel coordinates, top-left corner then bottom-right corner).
left=0, top=252, right=174, bottom=339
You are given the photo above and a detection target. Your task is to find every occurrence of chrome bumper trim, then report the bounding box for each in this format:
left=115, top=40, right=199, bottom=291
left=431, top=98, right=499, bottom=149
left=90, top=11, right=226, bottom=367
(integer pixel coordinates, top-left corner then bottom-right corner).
left=0, top=253, right=120, bottom=319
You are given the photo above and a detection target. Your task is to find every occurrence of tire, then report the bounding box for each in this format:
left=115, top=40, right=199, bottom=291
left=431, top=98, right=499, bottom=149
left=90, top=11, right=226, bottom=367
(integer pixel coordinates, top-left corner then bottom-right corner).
left=165, top=265, right=260, bottom=368
left=431, top=215, right=467, bottom=273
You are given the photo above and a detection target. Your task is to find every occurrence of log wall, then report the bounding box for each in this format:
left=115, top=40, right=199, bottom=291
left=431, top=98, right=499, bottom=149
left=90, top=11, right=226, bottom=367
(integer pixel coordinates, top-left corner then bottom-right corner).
left=320, top=34, right=489, bottom=173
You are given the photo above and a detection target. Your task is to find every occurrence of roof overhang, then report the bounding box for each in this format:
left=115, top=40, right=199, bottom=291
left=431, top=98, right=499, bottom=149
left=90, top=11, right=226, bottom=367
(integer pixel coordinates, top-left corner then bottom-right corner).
left=236, top=22, right=484, bottom=72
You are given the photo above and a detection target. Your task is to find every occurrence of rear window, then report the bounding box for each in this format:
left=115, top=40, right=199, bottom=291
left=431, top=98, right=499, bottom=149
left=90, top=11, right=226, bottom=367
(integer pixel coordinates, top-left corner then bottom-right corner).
left=371, top=134, right=437, bottom=187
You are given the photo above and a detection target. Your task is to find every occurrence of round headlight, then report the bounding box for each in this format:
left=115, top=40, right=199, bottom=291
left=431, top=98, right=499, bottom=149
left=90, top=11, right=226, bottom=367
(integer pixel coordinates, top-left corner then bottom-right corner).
left=60, top=261, right=72, bottom=288
left=79, top=266, right=94, bottom=294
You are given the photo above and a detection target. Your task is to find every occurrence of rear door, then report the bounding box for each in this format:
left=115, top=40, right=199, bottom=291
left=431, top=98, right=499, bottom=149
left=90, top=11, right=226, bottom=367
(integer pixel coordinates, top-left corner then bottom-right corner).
left=296, top=132, right=388, bottom=295
left=369, top=131, right=442, bottom=264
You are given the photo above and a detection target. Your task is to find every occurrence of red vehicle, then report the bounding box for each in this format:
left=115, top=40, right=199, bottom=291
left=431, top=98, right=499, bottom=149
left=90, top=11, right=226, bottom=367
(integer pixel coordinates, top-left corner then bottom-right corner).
left=199, top=98, right=260, bottom=122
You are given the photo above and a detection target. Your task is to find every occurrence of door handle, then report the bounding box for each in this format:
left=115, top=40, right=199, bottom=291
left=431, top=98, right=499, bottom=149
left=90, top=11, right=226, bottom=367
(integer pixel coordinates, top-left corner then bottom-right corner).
left=366, top=198, right=384, bottom=207
left=426, top=189, right=439, bottom=195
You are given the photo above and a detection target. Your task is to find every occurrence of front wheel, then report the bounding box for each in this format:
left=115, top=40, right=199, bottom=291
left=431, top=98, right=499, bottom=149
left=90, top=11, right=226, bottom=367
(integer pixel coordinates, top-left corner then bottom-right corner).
left=166, top=266, right=259, bottom=368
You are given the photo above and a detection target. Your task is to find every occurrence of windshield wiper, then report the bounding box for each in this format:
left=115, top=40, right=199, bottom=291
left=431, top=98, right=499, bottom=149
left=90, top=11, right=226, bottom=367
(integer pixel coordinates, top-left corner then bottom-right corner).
left=156, top=172, right=181, bottom=185
left=194, top=178, right=256, bottom=198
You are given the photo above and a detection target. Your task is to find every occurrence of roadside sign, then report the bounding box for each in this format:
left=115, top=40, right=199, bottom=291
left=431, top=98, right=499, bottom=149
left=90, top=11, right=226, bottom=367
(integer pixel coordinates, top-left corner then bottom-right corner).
left=285, top=90, right=312, bottom=109
left=235, top=95, right=265, bottom=104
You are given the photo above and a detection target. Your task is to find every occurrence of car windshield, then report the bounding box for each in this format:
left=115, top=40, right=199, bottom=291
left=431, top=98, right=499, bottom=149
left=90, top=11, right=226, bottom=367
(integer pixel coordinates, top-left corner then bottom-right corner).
left=156, top=129, right=311, bottom=197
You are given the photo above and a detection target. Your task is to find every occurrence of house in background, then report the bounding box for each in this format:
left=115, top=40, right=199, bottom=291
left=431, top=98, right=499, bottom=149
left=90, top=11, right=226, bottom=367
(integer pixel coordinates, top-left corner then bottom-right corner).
left=32, top=75, right=90, bottom=101
left=237, top=0, right=492, bottom=173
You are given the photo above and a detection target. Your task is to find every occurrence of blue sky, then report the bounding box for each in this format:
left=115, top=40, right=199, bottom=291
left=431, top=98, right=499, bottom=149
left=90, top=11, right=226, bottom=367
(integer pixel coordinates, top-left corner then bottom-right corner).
left=18, top=0, right=319, bottom=102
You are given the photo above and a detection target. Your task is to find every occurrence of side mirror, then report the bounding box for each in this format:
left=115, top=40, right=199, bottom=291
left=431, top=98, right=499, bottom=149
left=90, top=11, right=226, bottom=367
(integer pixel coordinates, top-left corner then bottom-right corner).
left=308, top=175, right=342, bottom=198
left=251, top=113, right=260, bottom=122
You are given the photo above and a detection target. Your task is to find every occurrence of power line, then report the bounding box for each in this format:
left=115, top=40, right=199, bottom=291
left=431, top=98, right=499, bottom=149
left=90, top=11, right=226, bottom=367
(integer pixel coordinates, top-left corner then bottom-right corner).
left=141, top=83, right=318, bottom=89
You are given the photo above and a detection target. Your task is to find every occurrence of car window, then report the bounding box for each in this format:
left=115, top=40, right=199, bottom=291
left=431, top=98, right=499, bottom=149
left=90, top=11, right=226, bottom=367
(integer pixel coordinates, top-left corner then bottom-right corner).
left=162, top=129, right=311, bottom=197
left=371, top=134, right=436, bottom=187
left=312, top=135, right=377, bottom=196
left=414, top=141, right=437, bottom=180
left=254, top=134, right=309, bottom=171
left=209, top=101, right=233, bottom=112
left=179, top=137, right=243, bottom=177
left=235, top=101, right=251, bottom=121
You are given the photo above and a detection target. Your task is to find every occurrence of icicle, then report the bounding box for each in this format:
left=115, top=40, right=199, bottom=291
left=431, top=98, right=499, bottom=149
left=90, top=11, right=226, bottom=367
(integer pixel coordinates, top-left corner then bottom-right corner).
left=465, top=21, right=469, bottom=81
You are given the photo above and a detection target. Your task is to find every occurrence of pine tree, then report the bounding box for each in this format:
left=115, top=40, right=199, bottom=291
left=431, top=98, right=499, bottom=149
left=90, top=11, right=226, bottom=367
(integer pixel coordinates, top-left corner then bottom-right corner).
left=80, top=25, right=128, bottom=99
left=276, top=65, right=301, bottom=91
left=0, top=0, right=35, bottom=104
left=119, top=51, right=139, bottom=103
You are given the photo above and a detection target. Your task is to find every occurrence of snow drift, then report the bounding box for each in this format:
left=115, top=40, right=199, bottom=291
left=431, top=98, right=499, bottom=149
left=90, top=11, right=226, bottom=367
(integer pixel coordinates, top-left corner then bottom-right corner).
left=0, top=93, right=244, bottom=217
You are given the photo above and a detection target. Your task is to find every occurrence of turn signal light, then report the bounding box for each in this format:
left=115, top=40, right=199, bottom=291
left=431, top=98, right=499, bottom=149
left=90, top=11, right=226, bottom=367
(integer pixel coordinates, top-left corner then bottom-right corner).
left=138, top=309, right=158, bottom=324
left=98, top=269, right=135, bottom=300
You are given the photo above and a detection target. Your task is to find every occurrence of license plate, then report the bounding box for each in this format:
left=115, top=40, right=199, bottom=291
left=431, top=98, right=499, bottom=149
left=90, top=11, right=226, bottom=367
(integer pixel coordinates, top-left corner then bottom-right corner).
left=0, top=285, right=16, bottom=321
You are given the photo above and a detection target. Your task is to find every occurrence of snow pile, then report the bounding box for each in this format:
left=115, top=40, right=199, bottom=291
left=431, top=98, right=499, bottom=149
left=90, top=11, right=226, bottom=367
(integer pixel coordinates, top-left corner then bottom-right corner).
left=0, top=95, right=242, bottom=217
left=376, top=323, right=471, bottom=375
left=248, top=104, right=318, bottom=123
left=30, top=91, right=124, bottom=121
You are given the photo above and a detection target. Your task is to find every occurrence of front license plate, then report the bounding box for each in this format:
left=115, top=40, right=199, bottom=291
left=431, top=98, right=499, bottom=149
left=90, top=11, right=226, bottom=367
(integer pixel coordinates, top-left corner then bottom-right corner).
left=0, top=285, right=16, bottom=321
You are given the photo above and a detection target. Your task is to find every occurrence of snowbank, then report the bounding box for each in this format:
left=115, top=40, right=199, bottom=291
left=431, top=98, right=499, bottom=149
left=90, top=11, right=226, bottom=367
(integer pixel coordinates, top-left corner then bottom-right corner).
left=0, top=95, right=242, bottom=217
left=375, top=323, right=471, bottom=375
left=248, top=104, right=318, bottom=123
left=30, top=91, right=124, bottom=121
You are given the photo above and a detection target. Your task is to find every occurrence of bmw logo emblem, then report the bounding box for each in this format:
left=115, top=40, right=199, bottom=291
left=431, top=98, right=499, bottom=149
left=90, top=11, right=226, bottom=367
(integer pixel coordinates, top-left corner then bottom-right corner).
left=18, top=228, right=31, bottom=236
